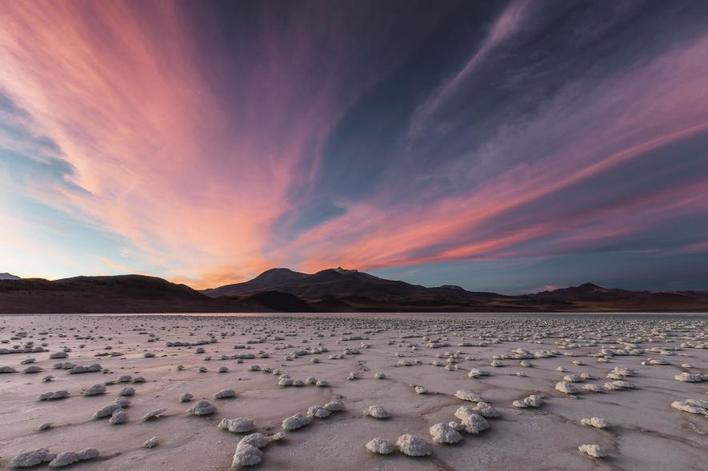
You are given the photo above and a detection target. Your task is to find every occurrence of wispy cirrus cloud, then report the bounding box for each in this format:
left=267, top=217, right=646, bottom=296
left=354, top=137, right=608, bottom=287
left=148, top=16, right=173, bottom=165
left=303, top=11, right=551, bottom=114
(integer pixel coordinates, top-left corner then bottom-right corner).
left=1, top=0, right=707, bottom=291
left=0, top=0, right=356, bottom=284
left=285, top=20, right=708, bottom=274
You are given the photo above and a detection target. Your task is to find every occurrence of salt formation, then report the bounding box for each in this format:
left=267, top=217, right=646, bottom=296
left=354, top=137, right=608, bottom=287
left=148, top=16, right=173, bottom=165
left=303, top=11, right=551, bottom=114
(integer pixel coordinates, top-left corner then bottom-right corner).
left=68, top=364, right=101, bottom=374
left=581, top=417, right=608, bottom=428
left=364, top=405, right=390, bottom=419
left=454, top=390, right=482, bottom=402
left=671, top=399, right=708, bottom=415
left=94, top=403, right=121, bottom=419
left=144, top=437, right=159, bottom=448
left=1, top=310, right=707, bottom=470
left=82, top=384, right=106, bottom=396
left=472, top=401, right=499, bottom=418
left=674, top=372, right=703, bottom=383
left=578, top=443, right=607, bottom=458
left=555, top=381, right=580, bottom=394
left=454, top=406, right=490, bottom=434
left=10, top=449, right=56, bottom=468
left=188, top=400, right=216, bottom=416
left=109, top=409, right=127, bottom=425
left=231, top=443, right=262, bottom=468
left=47, top=449, right=99, bottom=468
left=39, top=390, right=69, bottom=401
left=118, top=386, right=135, bottom=396
left=468, top=368, right=490, bottom=378
left=603, top=380, right=635, bottom=391
left=606, top=367, right=633, bottom=380
left=281, top=413, right=311, bottom=431
left=306, top=405, right=331, bottom=418
left=323, top=400, right=345, bottom=412
left=365, top=438, right=394, bottom=455
left=180, top=392, right=193, bottom=402
left=396, top=434, right=432, bottom=457
left=214, top=388, right=237, bottom=399
left=429, top=423, right=462, bottom=444
left=513, top=394, right=543, bottom=408
left=142, top=408, right=168, bottom=421
left=219, top=417, right=257, bottom=433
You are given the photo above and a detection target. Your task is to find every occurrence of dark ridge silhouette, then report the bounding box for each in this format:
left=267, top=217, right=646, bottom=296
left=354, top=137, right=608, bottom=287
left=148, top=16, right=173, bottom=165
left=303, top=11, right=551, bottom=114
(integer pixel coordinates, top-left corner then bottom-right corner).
left=238, top=291, right=315, bottom=312
left=203, top=269, right=708, bottom=312
left=1, top=269, right=707, bottom=313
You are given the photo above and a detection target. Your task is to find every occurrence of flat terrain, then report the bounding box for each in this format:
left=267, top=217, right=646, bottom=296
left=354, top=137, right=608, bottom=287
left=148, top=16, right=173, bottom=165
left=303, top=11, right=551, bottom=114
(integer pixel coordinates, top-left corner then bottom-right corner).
left=0, top=313, right=706, bottom=470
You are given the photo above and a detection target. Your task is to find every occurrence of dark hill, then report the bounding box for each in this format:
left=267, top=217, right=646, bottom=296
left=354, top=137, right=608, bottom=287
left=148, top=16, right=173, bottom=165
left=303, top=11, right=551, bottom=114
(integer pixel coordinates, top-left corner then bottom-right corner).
left=1, top=270, right=706, bottom=313
left=0, top=275, right=302, bottom=313
left=203, top=267, right=505, bottom=310
left=205, top=271, right=708, bottom=312
left=239, top=291, right=314, bottom=312
left=202, top=268, right=308, bottom=297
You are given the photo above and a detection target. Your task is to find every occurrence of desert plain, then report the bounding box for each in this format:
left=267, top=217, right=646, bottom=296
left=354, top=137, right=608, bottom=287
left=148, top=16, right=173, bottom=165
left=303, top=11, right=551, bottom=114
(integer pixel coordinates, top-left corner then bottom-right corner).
left=0, top=312, right=706, bottom=470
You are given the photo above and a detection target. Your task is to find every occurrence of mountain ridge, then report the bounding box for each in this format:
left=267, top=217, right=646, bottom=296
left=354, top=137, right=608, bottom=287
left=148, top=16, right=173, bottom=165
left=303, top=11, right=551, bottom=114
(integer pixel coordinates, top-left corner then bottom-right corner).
left=0, top=268, right=706, bottom=313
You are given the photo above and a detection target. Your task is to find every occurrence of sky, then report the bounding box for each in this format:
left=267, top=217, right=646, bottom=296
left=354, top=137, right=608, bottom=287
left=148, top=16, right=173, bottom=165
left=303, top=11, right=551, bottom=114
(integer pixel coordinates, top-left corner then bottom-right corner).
left=1, top=0, right=708, bottom=293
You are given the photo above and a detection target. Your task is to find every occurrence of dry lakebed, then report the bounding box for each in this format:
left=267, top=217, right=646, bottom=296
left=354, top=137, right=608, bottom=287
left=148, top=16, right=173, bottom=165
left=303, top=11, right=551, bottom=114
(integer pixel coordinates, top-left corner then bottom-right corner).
left=0, top=312, right=706, bottom=470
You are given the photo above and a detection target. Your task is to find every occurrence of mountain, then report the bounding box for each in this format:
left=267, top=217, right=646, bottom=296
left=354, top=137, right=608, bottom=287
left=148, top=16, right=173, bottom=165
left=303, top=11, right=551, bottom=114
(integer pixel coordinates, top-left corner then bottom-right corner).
left=532, top=283, right=708, bottom=311
left=0, top=274, right=300, bottom=314
left=535, top=282, right=635, bottom=300
left=204, top=267, right=505, bottom=311
left=0, top=273, right=20, bottom=280
left=1, top=270, right=706, bottom=313
left=202, top=268, right=309, bottom=297
left=205, top=269, right=708, bottom=312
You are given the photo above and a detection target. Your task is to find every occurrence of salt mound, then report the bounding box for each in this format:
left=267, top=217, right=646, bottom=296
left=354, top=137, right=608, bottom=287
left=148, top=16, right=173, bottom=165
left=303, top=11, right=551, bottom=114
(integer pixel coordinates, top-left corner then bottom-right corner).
left=365, top=437, right=394, bottom=455
left=603, top=380, right=635, bottom=391
left=39, top=390, right=69, bottom=401
left=144, top=437, right=159, bottom=449
left=429, top=423, right=462, bottom=444
left=188, top=400, right=216, bottom=416
left=674, top=372, right=703, bottom=383
left=513, top=394, right=543, bottom=408
left=555, top=381, right=579, bottom=394
left=396, top=434, right=432, bottom=457
left=580, top=417, right=608, bottom=428
left=671, top=399, right=708, bottom=415
left=143, top=408, right=168, bottom=421
left=473, top=401, right=499, bottom=418
left=281, top=413, right=311, bottom=431
left=454, top=390, right=482, bottom=402
left=454, top=406, right=490, bottom=434
left=364, top=405, right=390, bottom=419
left=10, top=449, right=56, bottom=468
left=219, top=417, right=256, bottom=433
left=48, top=449, right=99, bottom=468
left=231, top=443, right=263, bottom=468
left=83, top=384, right=106, bottom=396
left=578, top=443, right=607, bottom=458
left=214, top=389, right=236, bottom=399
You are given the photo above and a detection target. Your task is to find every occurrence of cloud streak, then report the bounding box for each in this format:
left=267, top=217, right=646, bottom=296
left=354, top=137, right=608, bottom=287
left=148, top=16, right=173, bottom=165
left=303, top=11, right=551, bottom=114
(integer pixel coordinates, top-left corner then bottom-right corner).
left=1, top=1, right=707, bottom=291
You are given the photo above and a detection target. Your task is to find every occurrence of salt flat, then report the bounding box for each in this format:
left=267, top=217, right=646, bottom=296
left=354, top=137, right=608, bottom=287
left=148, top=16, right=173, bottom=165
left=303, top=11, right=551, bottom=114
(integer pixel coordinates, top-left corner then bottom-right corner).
left=0, top=313, right=706, bottom=470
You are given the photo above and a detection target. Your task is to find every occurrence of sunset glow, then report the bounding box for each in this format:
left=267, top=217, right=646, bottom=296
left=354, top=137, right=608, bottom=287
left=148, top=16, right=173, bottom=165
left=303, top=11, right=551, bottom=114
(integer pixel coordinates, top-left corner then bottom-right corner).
left=1, top=1, right=707, bottom=291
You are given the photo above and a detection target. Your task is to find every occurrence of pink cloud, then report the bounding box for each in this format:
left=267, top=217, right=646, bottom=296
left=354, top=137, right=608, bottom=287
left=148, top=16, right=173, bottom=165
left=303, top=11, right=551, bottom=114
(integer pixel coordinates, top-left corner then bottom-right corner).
left=1, top=2, right=707, bottom=288
left=286, top=30, right=708, bottom=273
left=0, top=1, right=345, bottom=286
